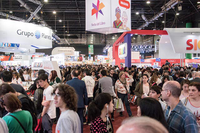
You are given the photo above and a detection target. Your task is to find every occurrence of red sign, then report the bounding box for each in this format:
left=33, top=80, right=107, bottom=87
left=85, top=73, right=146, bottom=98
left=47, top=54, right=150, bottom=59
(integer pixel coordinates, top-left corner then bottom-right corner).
left=119, top=0, right=130, bottom=9
left=186, top=39, right=200, bottom=50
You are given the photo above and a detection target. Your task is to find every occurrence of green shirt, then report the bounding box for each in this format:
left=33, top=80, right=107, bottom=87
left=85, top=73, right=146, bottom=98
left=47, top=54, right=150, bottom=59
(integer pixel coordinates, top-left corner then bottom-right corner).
left=3, top=110, right=33, bottom=133
left=50, top=77, right=61, bottom=86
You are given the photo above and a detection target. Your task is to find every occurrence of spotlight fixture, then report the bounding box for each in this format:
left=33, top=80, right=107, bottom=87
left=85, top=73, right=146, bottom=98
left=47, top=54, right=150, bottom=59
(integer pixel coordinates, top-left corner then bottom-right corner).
left=176, top=12, right=179, bottom=15
left=59, top=19, right=62, bottom=22
left=162, top=21, right=165, bottom=23
left=146, top=0, right=150, bottom=4
left=197, top=0, right=200, bottom=4
left=136, top=12, right=139, bottom=15
left=53, top=11, right=56, bottom=14
left=44, top=0, right=48, bottom=2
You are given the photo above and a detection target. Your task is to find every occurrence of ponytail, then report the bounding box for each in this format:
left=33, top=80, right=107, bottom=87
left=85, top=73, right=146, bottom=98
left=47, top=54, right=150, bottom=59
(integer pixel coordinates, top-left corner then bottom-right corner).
left=88, top=101, right=101, bottom=121
left=88, top=93, right=112, bottom=121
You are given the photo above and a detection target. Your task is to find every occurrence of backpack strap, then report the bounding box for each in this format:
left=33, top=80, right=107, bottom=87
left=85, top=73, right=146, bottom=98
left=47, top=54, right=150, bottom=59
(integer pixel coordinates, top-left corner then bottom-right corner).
left=9, top=114, right=26, bottom=133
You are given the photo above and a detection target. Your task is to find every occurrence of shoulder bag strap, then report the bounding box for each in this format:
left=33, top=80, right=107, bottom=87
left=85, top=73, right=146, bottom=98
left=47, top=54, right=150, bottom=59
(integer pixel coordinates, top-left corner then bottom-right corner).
left=9, top=114, right=26, bottom=133
left=119, top=80, right=128, bottom=93
left=184, top=97, right=188, bottom=106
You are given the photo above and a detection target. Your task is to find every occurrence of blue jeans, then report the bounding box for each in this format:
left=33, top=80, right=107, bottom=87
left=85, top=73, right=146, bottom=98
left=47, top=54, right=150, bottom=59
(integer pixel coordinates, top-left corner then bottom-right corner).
left=117, top=92, right=132, bottom=117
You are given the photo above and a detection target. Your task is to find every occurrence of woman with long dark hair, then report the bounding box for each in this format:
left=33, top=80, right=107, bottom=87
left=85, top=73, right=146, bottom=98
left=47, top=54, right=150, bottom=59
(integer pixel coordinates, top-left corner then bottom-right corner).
left=179, top=79, right=190, bottom=100
left=137, top=97, right=168, bottom=129
left=49, top=70, right=61, bottom=86
left=88, top=93, right=114, bottom=133
left=134, top=74, right=150, bottom=105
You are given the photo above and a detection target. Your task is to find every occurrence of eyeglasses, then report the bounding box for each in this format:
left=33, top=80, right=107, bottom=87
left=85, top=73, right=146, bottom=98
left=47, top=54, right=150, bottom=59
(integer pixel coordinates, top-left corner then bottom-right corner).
left=52, top=93, right=61, bottom=97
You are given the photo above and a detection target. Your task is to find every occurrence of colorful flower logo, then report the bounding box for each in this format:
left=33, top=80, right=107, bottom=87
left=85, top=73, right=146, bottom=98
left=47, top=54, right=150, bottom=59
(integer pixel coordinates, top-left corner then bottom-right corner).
left=92, top=0, right=105, bottom=19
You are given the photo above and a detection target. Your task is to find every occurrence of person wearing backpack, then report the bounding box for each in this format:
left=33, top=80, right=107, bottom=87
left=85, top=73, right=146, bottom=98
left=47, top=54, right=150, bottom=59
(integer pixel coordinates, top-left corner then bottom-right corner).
left=0, top=83, right=37, bottom=132
left=2, top=93, right=32, bottom=133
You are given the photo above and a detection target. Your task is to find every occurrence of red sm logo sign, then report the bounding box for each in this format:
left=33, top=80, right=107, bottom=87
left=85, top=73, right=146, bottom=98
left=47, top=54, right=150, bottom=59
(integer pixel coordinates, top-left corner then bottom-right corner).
left=186, top=39, right=200, bottom=50
left=119, top=0, right=130, bottom=9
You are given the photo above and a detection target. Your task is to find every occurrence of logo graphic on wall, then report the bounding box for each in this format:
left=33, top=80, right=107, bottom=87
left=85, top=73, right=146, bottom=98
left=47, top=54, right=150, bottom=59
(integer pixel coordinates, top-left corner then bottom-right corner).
left=35, top=31, right=40, bottom=39
left=92, top=0, right=105, bottom=19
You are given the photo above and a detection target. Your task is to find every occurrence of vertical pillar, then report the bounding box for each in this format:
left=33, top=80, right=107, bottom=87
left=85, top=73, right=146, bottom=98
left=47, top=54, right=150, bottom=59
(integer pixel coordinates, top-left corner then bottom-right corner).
left=124, top=34, right=131, bottom=67
left=185, top=23, right=192, bottom=59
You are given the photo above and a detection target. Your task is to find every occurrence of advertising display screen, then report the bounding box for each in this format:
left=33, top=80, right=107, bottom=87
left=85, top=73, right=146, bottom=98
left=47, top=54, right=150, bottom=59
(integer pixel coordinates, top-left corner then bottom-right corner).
left=118, top=43, right=127, bottom=58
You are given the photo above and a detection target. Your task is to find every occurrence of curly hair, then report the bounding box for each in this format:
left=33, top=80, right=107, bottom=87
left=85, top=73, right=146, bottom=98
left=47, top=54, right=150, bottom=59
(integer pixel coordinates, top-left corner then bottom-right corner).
left=53, top=84, right=77, bottom=111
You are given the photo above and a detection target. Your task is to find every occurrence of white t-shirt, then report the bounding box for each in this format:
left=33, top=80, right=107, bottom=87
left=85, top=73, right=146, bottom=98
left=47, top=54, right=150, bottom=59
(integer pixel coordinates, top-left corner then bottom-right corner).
left=181, top=97, right=200, bottom=130
left=0, top=118, right=8, bottom=133
left=159, top=99, right=167, bottom=112
left=82, top=76, right=95, bottom=98
left=23, top=74, right=31, bottom=81
left=56, top=110, right=81, bottom=133
left=43, top=85, right=56, bottom=119
left=12, top=78, right=22, bottom=85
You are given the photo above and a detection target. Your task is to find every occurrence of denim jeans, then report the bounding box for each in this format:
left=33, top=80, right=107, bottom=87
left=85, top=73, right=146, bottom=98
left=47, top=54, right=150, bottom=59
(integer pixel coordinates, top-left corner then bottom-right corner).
left=117, top=92, right=132, bottom=117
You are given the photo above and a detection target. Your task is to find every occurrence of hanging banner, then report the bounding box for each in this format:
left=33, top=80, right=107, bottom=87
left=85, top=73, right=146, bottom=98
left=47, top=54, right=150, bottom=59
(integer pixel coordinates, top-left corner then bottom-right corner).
left=0, top=19, right=52, bottom=49
left=86, top=0, right=131, bottom=34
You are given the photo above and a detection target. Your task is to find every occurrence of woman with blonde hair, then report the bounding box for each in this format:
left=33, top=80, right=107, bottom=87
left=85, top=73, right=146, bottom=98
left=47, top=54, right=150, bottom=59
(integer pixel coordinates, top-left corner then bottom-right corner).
left=115, top=71, right=133, bottom=117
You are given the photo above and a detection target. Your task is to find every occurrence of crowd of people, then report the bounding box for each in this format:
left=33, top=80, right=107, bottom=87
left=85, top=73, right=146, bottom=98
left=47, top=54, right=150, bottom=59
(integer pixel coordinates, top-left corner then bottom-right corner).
left=0, top=62, right=199, bottom=133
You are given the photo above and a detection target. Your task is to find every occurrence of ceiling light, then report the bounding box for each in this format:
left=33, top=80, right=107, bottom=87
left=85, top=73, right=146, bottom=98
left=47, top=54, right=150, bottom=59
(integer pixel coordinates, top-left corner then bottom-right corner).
left=9, top=11, right=13, bottom=14
left=146, top=0, right=150, bottom=4
left=162, top=21, right=165, bottom=23
left=53, top=11, right=56, bottom=14
left=59, top=19, right=62, bottom=22
left=65, top=31, right=68, bottom=33
left=197, top=0, right=200, bottom=4
left=44, top=0, right=48, bottom=2
left=133, top=38, right=136, bottom=40
left=63, top=25, right=65, bottom=28
left=191, top=32, right=195, bottom=35
left=136, top=12, right=139, bottom=15
left=176, top=13, right=179, bottom=15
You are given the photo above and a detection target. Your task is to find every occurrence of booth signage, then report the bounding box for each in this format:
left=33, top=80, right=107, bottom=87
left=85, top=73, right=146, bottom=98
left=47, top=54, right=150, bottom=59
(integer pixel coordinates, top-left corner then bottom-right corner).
left=88, top=45, right=94, bottom=54
left=0, top=42, right=20, bottom=48
left=86, top=0, right=131, bottom=34
left=166, top=28, right=200, bottom=53
left=118, top=43, right=127, bottom=58
left=0, top=19, right=52, bottom=49
left=52, top=47, right=75, bottom=56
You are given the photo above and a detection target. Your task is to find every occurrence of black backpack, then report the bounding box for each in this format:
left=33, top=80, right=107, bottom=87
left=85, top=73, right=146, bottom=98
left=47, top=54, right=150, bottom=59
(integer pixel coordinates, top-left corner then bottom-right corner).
left=18, top=94, right=37, bottom=131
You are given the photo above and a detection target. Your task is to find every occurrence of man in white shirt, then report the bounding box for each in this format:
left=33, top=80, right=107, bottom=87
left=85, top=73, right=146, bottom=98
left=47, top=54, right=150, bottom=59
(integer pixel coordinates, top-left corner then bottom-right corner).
left=38, top=74, right=56, bottom=133
left=82, top=70, right=95, bottom=124
left=82, top=70, right=95, bottom=103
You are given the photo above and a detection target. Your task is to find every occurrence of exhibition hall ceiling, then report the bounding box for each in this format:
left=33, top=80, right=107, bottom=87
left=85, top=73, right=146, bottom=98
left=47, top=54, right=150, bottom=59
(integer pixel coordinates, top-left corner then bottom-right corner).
left=0, top=0, right=199, bottom=39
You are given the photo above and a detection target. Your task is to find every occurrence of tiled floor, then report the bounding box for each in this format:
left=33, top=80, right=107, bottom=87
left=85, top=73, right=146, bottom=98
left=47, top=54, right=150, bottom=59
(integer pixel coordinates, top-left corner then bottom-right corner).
left=53, top=104, right=137, bottom=133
